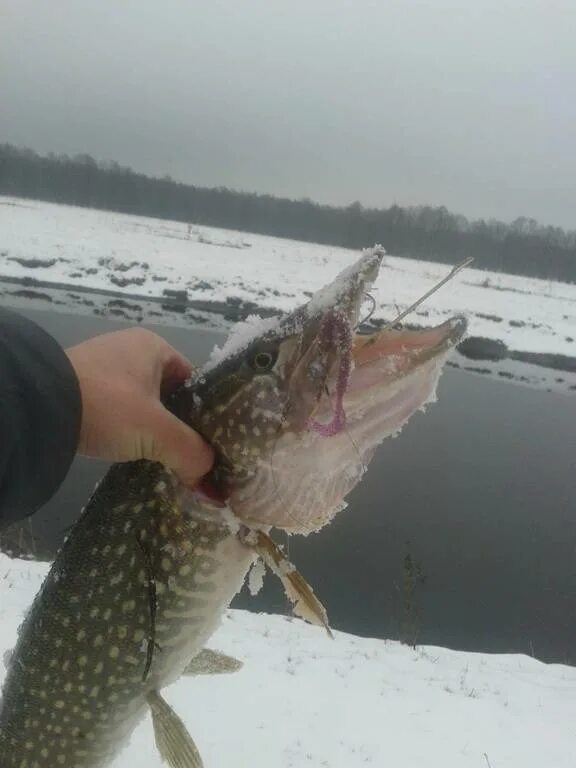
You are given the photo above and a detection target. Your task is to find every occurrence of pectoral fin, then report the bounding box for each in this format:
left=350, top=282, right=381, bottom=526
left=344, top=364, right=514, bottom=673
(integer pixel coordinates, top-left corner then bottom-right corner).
left=248, top=530, right=333, bottom=638
left=183, top=648, right=243, bottom=676
left=147, top=689, right=204, bottom=768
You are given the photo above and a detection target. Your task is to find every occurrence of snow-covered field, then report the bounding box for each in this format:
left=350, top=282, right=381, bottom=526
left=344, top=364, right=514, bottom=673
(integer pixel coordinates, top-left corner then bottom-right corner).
left=1, top=554, right=575, bottom=768
left=1, top=196, right=574, bottom=361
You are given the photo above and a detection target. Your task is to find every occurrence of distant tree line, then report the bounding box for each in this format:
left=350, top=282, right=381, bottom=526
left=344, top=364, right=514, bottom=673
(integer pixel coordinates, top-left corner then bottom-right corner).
left=1, top=143, right=574, bottom=283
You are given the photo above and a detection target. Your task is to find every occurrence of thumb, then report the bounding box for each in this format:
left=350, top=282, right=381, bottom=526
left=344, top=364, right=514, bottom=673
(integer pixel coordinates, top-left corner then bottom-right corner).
left=142, top=402, right=214, bottom=488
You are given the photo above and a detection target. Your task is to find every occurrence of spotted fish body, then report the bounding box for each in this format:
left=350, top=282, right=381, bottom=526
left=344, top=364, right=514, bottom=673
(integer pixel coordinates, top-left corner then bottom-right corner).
left=0, top=248, right=467, bottom=767
left=0, top=462, right=254, bottom=766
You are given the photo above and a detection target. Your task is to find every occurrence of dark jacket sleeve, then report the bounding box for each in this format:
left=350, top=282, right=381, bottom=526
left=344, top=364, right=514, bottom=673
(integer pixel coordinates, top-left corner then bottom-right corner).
left=0, top=308, right=81, bottom=528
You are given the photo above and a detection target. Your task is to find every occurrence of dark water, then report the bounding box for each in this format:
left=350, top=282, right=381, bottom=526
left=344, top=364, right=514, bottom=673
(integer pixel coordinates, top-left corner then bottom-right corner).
left=7, top=307, right=576, bottom=665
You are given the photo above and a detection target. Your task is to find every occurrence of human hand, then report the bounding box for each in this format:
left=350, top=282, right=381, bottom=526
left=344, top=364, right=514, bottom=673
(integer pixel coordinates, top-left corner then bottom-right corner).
left=66, top=328, right=213, bottom=488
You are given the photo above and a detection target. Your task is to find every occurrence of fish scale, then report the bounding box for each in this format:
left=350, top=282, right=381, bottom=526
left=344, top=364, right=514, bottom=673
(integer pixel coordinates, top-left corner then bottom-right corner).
left=0, top=461, right=254, bottom=767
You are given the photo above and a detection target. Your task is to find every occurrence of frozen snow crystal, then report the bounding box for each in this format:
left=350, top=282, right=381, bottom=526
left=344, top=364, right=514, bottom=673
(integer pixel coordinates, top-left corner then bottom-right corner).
left=248, top=557, right=266, bottom=596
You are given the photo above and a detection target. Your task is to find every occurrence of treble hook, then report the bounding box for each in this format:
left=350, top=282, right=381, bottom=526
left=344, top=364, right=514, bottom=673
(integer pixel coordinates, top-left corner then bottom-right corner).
left=357, top=292, right=377, bottom=329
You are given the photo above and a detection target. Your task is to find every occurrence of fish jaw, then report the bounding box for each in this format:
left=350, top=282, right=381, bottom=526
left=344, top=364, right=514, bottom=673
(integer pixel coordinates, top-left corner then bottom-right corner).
left=333, top=316, right=467, bottom=438
left=227, top=316, right=466, bottom=533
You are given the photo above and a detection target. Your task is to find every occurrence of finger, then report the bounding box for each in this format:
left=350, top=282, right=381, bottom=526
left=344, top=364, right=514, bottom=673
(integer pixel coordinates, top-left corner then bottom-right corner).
left=141, top=402, right=214, bottom=488
left=155, top=342, right=195, bottom=392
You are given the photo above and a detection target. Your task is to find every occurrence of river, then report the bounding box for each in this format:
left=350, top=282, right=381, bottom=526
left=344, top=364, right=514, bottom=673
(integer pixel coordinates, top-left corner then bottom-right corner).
left=4, top=306, right=576, bottom=665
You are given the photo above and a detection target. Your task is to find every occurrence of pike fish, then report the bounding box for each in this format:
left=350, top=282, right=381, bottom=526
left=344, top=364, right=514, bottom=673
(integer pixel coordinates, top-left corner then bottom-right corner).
left=0, top=248, right=466, bottom=767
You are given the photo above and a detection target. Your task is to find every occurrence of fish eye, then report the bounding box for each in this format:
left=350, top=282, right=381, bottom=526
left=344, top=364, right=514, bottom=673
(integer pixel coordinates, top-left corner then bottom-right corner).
left=251, top=349, right=276, bottom=372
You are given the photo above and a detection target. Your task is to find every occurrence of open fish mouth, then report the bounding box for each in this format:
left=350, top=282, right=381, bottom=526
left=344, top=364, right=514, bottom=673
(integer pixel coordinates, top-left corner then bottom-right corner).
left=228, top=316, right=465, bottom=533
left=323, top=316, right=466, bottom=443
left=171, top=247, right=467, bottom=534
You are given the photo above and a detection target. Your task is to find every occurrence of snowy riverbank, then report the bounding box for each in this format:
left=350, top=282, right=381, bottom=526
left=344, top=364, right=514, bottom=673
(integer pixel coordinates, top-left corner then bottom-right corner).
left=1, top=554, right=575, bottom=768
left=1, top=196, right=575, bottom=393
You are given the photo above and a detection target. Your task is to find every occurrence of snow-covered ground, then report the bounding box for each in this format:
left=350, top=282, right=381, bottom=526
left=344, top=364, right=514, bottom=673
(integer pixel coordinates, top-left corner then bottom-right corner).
left=1, top=196, right=574, bottom=355
left=1, top=554, right=574, bottom=768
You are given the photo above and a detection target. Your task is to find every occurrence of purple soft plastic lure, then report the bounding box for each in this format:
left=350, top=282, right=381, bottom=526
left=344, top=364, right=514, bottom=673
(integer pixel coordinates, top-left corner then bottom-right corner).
left=308, top=309, right=353, bottom=437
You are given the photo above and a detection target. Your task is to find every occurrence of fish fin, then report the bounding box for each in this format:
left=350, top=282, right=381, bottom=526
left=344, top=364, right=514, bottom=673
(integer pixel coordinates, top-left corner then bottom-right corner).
left=147, top=690, right=204, bottom=768
left=183, top=648, right=243, bottom=676
left=251, top=530, right=333, bottom=638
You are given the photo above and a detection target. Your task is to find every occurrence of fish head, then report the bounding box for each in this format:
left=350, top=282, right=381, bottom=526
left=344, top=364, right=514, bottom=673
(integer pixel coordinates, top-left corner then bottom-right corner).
left=171, top=248, right=466, bottom=534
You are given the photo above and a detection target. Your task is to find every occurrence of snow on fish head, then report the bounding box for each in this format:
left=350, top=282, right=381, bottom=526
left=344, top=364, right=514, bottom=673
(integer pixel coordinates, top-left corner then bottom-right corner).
left=170, top=247, right=466, bottom=534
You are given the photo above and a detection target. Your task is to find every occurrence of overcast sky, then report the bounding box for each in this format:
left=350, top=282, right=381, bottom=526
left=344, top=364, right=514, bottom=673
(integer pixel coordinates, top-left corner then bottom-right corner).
left=2, top=0, right=575, bottom=227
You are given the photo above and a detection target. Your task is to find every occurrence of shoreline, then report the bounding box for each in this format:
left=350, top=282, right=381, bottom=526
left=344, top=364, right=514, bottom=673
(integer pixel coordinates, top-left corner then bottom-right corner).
left=1, top=194, right=575, bottom=395
left=2, top=272, right=575, bottom=396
